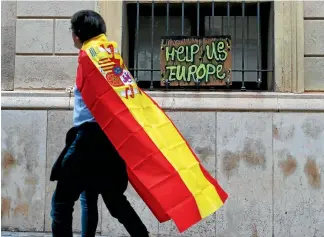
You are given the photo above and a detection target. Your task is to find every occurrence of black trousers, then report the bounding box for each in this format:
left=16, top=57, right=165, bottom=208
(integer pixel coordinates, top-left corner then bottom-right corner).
left=51, top=123, right=149, bottom=237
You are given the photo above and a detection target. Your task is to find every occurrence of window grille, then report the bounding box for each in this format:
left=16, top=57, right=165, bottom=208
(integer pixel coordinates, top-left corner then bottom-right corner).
left=126, top=1, right=274, bottom=91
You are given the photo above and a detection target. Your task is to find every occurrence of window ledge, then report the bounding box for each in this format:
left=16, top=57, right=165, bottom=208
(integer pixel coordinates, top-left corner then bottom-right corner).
left=2, top=90, right=324, bottom=112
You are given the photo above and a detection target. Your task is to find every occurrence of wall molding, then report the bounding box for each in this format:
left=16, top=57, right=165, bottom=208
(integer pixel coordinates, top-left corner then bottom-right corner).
left=98, top=0, right=124, bottom=48
left=274, top=1, right=305, bottom=92
left=2, top=91, right=324, bottom=112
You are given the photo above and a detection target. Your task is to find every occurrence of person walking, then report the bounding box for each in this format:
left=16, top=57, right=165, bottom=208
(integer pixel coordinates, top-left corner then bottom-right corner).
left=49, top=10, right=149, bottom=237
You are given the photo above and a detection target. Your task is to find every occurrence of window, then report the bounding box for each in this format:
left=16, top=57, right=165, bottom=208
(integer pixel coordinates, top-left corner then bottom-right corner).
left=126, top=1, right=274, bottom=91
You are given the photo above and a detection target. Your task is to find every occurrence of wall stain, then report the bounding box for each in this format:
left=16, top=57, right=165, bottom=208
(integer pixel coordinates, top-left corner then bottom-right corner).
left=222, top=138, right=266, bottom=178
left=223, top=151, right=240, bottom=178
left=26, top=162, right=33, bottom=173
left=1, top=198, right=11, bottom=218
left=13, top=203, right=29, bottom=216
left=251, top=224, right=258, bottom=237
left=24, top=185, right=37, bottom=200
left=302, top=118, right=324, bottom=140
left=285, top=125, right=295, bottom=140
left=195, top=146, right=213, bottom=163
left=274, top=124, right=295, bottom=141
left=276, top=149, right=298, bottom=177
left=279, top=155, right=297, bottom=177
left=222, top=127, right=239, bottom=146
left=24, top=175, right=38, bottom=186
left=273, top=125, right=279, bottom=140
left=304, top=159, right=321, bottom=189
left=241, top=139, right=266, bottom=168
left=17, top=188, right=22, bottom=200
left=2, top=151, right=16, bottom=170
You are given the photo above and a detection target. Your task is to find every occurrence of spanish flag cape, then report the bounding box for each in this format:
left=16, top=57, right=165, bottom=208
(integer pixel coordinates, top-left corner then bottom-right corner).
left=77, top=34, right=228, bottom=232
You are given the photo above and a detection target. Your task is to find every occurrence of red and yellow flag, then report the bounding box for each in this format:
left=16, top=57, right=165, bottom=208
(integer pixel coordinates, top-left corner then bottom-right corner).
left=77, top=34, right=228, bottom=232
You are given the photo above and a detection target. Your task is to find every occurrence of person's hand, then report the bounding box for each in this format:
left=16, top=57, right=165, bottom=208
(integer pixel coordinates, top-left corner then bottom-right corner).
left=65, top=86, right=74, bottom=94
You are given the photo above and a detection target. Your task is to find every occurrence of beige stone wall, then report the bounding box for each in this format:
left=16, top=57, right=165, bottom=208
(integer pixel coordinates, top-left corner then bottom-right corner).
left=1, top=1, right=16, bottom=91
left=304, top=1, right=324, bottom=91
left=2, top=109, right=324, bottom=236
left=2, top=1, right=324, bottom=92
left=1, top=1, right=97, bottom=91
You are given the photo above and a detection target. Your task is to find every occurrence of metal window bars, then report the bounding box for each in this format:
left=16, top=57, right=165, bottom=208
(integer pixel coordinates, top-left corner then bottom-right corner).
left=127, top=1, right=274, bottom=91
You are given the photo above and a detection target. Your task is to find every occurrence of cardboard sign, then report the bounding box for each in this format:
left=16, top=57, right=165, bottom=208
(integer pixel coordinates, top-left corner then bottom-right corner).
left=160, top=36, right=232, bottom=86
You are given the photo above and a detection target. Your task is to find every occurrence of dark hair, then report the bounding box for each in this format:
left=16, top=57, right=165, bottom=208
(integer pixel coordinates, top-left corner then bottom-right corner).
left=71, top=10, right=106, bottom=42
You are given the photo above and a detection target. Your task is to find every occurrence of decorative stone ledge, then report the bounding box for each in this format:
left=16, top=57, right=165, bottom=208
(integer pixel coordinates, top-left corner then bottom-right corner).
left=1, top=91, right=71, bottom=110
left=2, top=90, right=324, bottom=112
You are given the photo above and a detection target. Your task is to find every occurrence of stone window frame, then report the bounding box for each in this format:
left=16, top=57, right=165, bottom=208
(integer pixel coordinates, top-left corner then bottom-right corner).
left=98, top=0, right=305, bottom=93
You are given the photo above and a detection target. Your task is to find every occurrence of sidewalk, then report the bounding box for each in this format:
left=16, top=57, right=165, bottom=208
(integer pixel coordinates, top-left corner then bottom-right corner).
left=1, top=232, right=161, bottom=237
left=1, top=232, right=110, bottom=237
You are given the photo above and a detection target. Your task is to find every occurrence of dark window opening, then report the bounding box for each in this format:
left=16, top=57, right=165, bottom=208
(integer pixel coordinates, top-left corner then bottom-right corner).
left=126, top=1, right=274, bottom=91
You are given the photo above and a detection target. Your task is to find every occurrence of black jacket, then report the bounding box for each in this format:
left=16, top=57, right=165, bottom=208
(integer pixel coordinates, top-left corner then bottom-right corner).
left=50, top=127, right=77, bottom=181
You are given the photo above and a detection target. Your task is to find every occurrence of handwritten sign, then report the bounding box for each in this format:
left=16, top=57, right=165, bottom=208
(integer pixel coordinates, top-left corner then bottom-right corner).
left=160, top=36, right=232, bottom=86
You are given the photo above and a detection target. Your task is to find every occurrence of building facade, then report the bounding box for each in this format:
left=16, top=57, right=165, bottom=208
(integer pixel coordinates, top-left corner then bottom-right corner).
left=1, top=1, right=324, bottom=236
